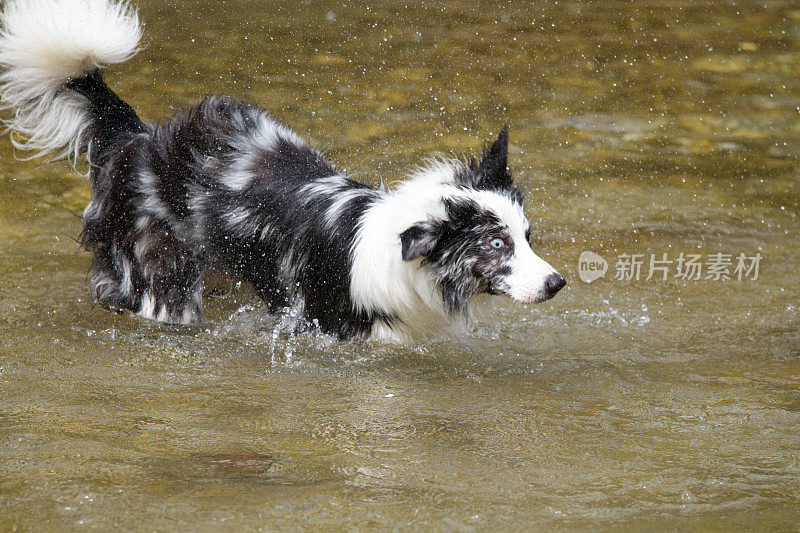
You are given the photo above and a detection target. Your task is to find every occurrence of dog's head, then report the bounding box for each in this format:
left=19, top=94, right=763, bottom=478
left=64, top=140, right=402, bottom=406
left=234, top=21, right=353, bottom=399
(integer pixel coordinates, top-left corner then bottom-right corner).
left=400, top=127, right=566, bottom=314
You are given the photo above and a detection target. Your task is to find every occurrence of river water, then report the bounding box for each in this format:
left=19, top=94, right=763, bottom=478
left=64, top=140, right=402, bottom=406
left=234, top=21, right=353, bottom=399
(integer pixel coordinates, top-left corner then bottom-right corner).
left=1, top=0, right=798, bottom=530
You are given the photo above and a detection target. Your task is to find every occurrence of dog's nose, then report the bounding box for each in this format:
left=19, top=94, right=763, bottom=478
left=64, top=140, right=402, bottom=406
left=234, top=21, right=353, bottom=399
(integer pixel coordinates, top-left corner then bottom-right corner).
left=544, top=272, right=567, bottom=298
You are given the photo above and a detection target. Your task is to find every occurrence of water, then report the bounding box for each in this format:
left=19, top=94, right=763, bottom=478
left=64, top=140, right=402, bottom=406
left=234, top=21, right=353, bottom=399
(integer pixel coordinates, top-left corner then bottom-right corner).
left=1, top=0, right=799, bottom=529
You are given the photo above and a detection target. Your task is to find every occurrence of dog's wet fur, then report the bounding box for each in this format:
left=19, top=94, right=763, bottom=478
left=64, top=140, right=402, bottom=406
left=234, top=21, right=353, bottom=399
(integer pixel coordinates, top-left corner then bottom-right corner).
left=0, top=0, right=565, bottom=342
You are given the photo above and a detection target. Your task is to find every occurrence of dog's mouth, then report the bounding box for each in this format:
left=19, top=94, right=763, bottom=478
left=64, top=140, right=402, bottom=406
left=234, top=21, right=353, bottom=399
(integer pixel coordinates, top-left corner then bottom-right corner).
left=508, top=291, right=552, bottom=305
left=488, top=287, right=547, bottom=305
left=493, top=274, right=567, bottom=305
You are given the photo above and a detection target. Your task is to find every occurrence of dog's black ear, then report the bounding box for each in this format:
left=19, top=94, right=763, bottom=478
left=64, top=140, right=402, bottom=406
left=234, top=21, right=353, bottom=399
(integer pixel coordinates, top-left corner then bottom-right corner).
left=400, top=224, right=438, bottom=261
left=473, top=126, right=512, bottom=190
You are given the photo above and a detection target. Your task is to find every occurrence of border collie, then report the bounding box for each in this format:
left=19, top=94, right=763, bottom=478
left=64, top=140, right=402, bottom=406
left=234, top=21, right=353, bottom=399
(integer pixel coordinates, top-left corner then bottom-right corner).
left=0, top=0, right=566, bottom=342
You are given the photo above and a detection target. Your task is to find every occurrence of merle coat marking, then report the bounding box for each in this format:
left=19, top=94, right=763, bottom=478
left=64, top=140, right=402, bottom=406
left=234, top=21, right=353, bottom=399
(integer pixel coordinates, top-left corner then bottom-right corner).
left=0, top=0, right=566, bottom=342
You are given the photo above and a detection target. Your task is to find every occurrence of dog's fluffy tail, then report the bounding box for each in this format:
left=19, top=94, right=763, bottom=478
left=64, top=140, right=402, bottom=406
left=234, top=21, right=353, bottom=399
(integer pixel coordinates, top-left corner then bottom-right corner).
left=0, top=0, right=142, bottom=162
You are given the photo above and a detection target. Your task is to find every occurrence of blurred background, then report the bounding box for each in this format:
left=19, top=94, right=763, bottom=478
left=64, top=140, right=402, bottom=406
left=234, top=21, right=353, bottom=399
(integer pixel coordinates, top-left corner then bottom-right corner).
left=0, top=0, right=798, bottom=529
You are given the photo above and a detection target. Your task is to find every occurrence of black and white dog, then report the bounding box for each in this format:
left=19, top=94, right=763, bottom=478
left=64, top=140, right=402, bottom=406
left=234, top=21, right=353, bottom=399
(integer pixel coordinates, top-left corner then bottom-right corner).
left=0, top=0, right=565, bottom=342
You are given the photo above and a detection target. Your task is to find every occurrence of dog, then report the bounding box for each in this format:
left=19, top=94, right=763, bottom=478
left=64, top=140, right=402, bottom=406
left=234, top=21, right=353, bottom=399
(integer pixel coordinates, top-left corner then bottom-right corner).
left=0, top=0, right=566, bottom=342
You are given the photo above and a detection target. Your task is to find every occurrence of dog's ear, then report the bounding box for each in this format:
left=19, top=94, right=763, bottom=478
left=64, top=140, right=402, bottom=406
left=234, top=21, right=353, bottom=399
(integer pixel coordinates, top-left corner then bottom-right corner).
left=473, top=126, right=512, bottom=190
left=400, top=223, right=438, bottom=261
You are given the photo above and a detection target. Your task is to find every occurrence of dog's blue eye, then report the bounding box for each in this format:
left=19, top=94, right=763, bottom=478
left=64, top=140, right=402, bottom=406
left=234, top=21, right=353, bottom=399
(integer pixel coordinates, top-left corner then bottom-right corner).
left=490, top=238, right=505, bottom=249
